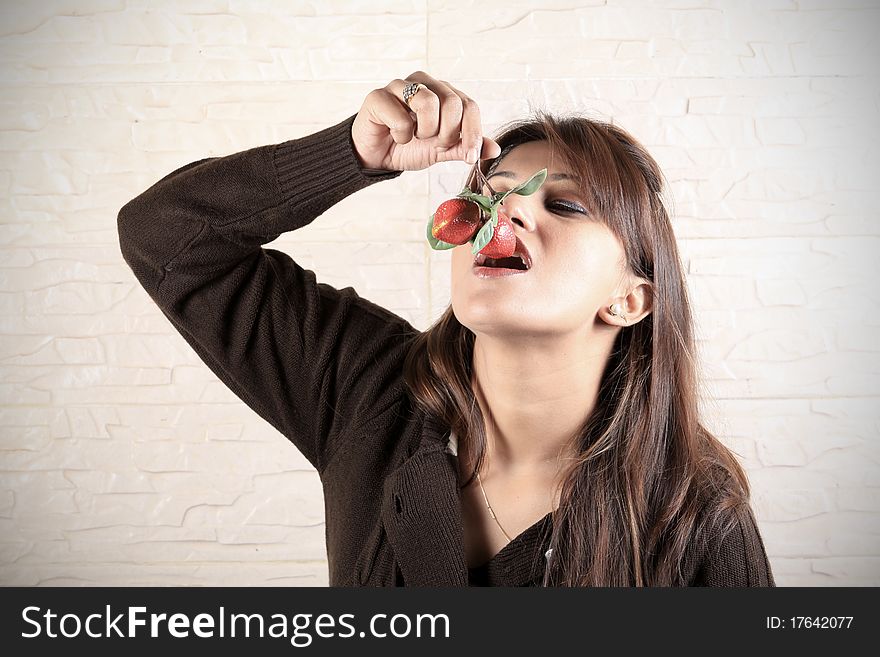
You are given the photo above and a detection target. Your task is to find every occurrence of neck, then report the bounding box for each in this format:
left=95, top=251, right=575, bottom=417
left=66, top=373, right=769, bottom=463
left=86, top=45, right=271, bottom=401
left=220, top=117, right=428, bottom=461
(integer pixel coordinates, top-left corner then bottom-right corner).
left=470, top=326, right=615, bottom=476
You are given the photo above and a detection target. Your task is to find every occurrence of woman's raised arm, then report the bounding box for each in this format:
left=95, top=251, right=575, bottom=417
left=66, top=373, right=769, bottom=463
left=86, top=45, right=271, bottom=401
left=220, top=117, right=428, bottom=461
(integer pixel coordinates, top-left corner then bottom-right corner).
left=117, top=112, right=410, bottom=474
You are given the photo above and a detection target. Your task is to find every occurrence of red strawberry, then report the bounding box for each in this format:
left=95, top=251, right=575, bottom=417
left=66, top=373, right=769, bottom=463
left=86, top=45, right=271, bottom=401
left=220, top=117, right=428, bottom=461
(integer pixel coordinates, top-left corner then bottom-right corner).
left=478, top=209, right=516, bottom=258
left=431, top=198, right=482, bottom=245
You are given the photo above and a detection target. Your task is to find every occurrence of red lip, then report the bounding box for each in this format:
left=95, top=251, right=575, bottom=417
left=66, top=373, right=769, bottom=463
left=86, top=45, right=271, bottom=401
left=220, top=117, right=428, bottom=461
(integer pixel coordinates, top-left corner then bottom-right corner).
left=473, top=266, right=526, bottom=278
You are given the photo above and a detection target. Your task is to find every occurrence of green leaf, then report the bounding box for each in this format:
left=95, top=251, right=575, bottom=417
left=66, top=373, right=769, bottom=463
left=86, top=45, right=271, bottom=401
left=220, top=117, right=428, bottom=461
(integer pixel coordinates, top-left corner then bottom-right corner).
left=511, top=168, right=548, bottom=196
left=495, top=167, right=549, bottom=204
left=489, top=205, right=498, bottom=227
left=426, top=213, right=457, bottom=250
left=471, top=220, right=494, bottom=255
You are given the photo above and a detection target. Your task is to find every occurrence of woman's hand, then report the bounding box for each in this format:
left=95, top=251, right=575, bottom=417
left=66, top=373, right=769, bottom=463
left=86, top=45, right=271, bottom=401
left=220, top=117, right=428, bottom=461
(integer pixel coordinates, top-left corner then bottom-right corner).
left=351, top=71, right=502, bottom=172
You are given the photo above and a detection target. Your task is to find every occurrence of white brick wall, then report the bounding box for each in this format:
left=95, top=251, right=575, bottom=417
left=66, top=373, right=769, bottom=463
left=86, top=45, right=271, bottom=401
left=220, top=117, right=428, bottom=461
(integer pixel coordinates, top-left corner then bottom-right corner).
left=1, top=0, right=877, bottom=586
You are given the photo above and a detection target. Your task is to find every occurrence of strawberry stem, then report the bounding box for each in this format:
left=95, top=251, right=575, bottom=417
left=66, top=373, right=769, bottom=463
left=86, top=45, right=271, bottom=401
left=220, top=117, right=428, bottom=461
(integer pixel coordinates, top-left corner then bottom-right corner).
left=467, top=158, right=497, bottom=198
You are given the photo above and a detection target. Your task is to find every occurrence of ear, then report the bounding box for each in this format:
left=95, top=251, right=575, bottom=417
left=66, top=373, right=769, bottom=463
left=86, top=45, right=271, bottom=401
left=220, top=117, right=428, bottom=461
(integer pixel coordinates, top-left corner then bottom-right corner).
left=601, top=279, right=653, bottom=327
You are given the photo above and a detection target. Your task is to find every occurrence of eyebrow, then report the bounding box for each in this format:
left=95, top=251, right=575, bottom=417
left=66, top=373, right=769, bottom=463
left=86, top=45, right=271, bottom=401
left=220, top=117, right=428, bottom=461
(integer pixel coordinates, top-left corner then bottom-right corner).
left=486, top=170, right=576, bottom=182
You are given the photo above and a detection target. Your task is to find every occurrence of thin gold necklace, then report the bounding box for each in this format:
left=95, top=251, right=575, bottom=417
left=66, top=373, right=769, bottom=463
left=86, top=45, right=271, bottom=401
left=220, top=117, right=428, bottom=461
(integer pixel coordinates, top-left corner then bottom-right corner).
left=476, top=471, right=513, bottom=543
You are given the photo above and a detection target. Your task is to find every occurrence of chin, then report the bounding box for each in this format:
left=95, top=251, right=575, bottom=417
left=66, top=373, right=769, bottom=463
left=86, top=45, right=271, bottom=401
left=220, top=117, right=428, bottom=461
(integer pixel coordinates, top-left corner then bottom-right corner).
left=451, top=296, right=533, bottom=336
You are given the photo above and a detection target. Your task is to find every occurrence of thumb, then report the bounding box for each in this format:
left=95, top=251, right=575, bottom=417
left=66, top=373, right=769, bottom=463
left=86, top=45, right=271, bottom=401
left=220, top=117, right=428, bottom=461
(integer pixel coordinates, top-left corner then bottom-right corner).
left=439, top=136, right=502, bottom=165
left=480, top=137, right=502, bottom=161
left=454, top=137, right=501, bottom=165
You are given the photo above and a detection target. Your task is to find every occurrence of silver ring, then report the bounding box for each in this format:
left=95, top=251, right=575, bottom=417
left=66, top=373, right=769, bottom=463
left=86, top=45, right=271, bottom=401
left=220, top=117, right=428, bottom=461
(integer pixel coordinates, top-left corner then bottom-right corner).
left=402, top=82, right=423, bottom=106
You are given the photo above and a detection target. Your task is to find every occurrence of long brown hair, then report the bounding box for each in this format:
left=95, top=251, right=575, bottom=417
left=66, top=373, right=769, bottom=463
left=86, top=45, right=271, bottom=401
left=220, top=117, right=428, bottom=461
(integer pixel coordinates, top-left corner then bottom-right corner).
left=402, top=109, right=751, bottom=586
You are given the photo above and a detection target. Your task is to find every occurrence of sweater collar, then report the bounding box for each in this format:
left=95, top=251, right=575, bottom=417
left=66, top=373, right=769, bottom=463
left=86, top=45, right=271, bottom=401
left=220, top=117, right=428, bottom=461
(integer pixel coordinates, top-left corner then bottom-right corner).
left=380, top=411, right=551, bottom=586
left=379, top=412, right=468, bottom=586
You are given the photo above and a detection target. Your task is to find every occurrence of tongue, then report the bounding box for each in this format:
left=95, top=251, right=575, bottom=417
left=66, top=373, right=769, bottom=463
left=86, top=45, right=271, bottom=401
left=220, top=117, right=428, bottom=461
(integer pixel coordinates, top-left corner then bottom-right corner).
left=484, top=256, right=524, bottom=270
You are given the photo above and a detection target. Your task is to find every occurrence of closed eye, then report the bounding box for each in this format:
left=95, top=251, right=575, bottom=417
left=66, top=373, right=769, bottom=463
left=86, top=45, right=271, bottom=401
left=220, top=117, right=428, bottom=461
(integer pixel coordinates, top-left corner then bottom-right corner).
left=549, top=201, right=587, bottom=214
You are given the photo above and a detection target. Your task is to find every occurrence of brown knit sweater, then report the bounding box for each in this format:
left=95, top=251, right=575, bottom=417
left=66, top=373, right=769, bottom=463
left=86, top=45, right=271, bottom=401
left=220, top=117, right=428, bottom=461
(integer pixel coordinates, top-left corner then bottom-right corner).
left=117, top=112, right=776, bottom=587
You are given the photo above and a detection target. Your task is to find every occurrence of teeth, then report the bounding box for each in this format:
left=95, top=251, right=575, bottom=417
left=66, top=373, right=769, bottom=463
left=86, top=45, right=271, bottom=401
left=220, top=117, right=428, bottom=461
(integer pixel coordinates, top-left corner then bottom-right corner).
left=474, top=252, right=530, bottom=269
left=515, top=249, right=532, bottom=269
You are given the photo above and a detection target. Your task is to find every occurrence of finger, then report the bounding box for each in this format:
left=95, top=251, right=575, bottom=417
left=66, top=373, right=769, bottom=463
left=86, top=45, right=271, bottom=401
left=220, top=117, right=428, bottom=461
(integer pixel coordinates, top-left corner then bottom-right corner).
left=389, top=78, right=440, bottom=140
left=435, top=85, right=464, bottom=151
left=480, top=135, right=502, bottom=160
left=442, top=80, right=484, bottom=163
left=367, top=87, right=415, bottom=145
left=406, top=71, right=463, bottom=150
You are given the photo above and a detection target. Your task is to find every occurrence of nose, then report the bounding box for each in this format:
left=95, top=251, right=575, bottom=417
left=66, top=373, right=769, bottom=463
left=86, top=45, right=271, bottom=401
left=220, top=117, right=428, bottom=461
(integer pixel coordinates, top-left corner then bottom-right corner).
left=499, top=194, right=536, bottom=232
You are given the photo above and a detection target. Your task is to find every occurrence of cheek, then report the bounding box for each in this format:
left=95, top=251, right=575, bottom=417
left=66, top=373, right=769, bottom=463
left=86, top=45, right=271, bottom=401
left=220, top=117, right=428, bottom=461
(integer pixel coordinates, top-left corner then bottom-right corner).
left=548, top=238, right=624, bottom=301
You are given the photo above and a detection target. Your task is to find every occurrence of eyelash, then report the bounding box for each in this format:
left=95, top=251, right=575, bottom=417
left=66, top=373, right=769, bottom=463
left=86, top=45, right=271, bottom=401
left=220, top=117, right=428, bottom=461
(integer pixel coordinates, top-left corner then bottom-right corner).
left=549, top=201, right=586, bottom=215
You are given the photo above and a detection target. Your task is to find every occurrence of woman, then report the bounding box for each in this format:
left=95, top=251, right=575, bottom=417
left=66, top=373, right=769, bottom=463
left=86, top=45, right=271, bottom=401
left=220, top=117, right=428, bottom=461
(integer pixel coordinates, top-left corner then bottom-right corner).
left=118, top=71, right=775, bottom=587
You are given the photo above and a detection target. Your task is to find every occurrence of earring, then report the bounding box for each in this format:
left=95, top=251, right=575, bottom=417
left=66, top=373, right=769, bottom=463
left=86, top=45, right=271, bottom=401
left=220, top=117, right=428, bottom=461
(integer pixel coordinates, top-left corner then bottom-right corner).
left=609, top=304, right=628, bottom=324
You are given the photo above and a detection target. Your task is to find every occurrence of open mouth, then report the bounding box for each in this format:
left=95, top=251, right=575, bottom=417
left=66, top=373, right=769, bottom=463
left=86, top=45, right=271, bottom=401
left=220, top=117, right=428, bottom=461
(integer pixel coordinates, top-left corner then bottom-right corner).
left=473, top=253, right=529, bottom=270
left=472, top=237, right=533, bottom=271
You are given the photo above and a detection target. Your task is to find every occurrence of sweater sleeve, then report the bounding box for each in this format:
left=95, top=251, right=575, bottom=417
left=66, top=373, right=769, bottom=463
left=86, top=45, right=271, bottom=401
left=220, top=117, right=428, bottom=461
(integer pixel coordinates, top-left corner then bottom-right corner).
left=693, top=504, right=776, bottom=587
left=117, top=112, right=415, bottom=475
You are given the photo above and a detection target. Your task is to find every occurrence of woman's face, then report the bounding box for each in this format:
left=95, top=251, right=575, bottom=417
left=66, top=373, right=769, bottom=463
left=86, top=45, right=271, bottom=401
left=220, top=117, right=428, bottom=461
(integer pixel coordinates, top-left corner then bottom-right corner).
left=450, top=140, right=628, bottom=339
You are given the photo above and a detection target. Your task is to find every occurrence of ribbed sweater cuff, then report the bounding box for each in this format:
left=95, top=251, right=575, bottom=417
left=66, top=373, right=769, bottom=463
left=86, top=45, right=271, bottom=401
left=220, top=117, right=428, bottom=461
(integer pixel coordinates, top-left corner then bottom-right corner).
left=271, top=113, right=403, bottom=215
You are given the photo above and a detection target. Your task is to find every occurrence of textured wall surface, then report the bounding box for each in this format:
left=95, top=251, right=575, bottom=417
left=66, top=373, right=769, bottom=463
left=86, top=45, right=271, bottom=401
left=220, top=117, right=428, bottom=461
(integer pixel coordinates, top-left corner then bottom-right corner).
left=1, top=0, right=878, bottom=586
